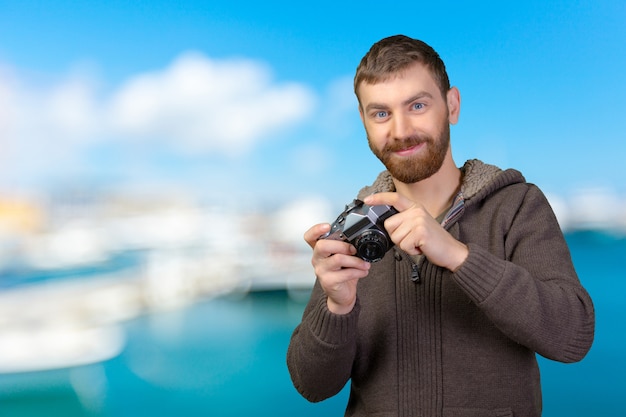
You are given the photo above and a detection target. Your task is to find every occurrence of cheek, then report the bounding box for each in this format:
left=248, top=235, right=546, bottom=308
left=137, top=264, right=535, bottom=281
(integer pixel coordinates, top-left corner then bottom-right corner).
left=364, top=122, right=387, bottom=141
left=422, top=115, right=448, bottom=137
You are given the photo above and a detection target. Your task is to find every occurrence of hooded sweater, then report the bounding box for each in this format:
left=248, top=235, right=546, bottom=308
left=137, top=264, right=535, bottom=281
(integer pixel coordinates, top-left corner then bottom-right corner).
left=287, top=160, right=595, bottom=417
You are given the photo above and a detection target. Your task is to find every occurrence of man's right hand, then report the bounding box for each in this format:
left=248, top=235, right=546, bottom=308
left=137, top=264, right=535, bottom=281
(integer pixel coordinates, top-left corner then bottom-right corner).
left=304, top=223, right=371, bottom=315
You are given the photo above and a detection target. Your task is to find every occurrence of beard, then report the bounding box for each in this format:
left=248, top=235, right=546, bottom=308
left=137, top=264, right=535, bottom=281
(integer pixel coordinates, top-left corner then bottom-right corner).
left=368, top=120, right=450, bottom=184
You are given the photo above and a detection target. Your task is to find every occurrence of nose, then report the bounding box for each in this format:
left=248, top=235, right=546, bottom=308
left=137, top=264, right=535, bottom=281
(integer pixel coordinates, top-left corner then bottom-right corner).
left=391, top=114, right=412, bottom=140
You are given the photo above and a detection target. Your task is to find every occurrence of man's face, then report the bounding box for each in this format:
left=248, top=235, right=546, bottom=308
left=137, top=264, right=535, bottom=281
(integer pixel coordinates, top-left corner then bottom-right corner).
left=358, top=63, right=457, bottom=184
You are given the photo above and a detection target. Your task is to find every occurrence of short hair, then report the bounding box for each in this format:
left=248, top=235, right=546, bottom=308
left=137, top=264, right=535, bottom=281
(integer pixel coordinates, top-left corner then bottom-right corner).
left=354, top=35, right=451, bottom=101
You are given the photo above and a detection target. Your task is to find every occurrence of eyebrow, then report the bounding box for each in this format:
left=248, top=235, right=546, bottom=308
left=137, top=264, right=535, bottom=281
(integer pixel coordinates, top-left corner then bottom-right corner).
left=364, top=91, right=434, bottom=112
left=402, top=91, right=434, bottom=106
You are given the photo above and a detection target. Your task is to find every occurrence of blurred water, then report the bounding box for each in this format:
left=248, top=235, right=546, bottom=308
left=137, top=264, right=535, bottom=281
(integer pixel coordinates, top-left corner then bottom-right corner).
left=0, top=290, right=347, bottom=417
left=539, top=231, right=626, bottom=416
left=0, top=230, right=623, bottom=416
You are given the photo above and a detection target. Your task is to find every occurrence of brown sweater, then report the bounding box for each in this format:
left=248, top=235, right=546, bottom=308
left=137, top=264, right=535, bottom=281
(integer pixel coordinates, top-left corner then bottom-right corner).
left=287, top=160, right=595, bottom=416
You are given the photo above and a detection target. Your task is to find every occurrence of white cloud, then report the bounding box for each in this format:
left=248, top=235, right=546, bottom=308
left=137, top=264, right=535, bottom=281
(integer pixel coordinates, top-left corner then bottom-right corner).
left=0, top=67, right=102, bottom=183
left=0, top=52, right=317, bottom=181
left=567, top=187, right=622, bottom=230
left=0, top=67, right=17, bottom=138
left=0, top=67, right=100, bottom=142
left=44, top=75, right=100, bottom=141
left=106, top=52, right=316, bottom=155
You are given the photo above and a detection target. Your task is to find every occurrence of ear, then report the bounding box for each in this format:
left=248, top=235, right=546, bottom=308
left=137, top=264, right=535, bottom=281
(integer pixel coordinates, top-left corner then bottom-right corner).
left=447, top=87, right=461, bottom=125
left=358, top=104, right=365, bottom=124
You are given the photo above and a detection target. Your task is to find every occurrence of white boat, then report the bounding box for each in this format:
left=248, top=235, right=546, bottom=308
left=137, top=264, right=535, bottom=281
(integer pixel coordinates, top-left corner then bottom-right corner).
left=0, top=323, right=125, bottom=375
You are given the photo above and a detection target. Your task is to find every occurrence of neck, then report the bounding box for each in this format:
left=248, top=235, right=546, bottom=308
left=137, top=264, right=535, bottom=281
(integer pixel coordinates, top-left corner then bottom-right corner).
left=393, top=150, right=461, bottom=218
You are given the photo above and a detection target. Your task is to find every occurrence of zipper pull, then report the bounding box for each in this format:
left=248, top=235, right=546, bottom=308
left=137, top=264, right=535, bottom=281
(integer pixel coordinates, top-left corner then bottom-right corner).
left=411, top=263, right=420, bottom=283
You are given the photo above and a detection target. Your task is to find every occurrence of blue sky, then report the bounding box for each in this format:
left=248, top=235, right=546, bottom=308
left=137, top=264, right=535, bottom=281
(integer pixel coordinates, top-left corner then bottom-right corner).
left=1, top=0, right=624, bottom=209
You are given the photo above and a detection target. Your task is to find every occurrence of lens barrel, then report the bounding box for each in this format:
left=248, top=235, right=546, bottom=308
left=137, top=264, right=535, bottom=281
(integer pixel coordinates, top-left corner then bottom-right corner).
left=354, top=230, right=389, bottom=262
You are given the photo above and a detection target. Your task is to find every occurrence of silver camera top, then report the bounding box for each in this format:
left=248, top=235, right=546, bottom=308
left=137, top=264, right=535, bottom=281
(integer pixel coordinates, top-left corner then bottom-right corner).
left=320, top=199, right=397, bottom=262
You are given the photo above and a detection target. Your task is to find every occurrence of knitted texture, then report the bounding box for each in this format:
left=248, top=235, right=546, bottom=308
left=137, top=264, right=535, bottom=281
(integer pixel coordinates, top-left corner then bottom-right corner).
left=287, top=160, right=595, bottom=416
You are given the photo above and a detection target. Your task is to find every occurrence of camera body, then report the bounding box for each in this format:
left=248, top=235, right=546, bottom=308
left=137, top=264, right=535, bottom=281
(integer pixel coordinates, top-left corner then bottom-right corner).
left=319, top=199, right=398, bottom=263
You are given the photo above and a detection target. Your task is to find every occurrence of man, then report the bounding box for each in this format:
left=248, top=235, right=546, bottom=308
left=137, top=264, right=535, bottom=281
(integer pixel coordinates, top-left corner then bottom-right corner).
left=287, top=35, right=595, bottom=416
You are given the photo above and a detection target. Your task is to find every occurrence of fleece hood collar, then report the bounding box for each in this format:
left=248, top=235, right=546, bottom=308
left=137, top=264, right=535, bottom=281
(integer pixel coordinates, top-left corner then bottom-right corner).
left=357, top=159, right=526, bottom=205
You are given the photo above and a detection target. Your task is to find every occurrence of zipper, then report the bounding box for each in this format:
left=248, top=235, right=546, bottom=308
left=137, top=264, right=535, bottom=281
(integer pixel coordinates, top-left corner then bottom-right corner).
left=410, top=262, right=420, bottom=283
left=395, top=248, right=421, bottom=283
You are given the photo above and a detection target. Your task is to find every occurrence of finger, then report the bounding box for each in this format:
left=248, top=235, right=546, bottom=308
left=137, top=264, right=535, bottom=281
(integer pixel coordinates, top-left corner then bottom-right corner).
left=338, top=252, right=372, bottom=272
left=363, top=192, right=412, bottom=211
left=321, top=252, right=371, bottom=273
left=386, top=212, right=429, bottom=255
left=387, top=219, right=417, bottom=253
left=315, top=253, right=371, bottom=281
left=312, top=239, right=356, bottom=262
left=323, top=265, right=371, bottom=286
left=304, top=223, right=331, bottom=249
left=362, top=192, right=397, bottom=207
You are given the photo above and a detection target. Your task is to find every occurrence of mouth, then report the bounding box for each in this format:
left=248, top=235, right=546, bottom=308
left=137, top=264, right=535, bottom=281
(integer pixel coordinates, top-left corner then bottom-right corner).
left=393, top=142, right=425, bottom=157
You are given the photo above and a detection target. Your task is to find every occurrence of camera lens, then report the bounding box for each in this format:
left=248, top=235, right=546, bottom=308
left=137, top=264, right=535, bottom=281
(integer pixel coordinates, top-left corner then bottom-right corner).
left=355, top=230, right=389, bottom=263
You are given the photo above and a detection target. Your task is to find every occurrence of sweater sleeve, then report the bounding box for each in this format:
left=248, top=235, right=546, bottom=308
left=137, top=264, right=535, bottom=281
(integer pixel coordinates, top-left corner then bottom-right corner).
left=286, top=281, right=360, bottom=402
left=452, top=185, right=595, bottom=363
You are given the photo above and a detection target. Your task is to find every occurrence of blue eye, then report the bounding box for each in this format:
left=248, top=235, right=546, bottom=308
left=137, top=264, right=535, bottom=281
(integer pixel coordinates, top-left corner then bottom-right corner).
left=375, top=111, right=388, bottom=118
left=413, top=103, right=424, bottom=110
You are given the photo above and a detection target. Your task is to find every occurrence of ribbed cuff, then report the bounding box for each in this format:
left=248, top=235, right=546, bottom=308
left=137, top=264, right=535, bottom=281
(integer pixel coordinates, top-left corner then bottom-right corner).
left=453, top=243, right=506, bottom=304
left=307, top=296, right=360, bottom=346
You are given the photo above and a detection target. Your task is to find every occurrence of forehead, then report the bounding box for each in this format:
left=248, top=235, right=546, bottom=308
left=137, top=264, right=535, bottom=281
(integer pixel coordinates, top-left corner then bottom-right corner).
left=358, top=63, right=441, bottom=105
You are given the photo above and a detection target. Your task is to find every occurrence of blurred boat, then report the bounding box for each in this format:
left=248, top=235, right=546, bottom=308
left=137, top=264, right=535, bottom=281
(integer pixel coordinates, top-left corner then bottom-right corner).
left=0, top=324, right=125, bottom=375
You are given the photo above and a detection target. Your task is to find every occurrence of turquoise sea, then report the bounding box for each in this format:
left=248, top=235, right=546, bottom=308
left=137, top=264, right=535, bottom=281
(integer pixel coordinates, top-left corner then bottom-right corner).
left=0, top=230, right=624, bottom=416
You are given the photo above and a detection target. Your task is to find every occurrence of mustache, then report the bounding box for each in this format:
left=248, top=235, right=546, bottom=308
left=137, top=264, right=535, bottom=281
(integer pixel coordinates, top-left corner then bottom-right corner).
left=384, top=135, right=431, bottom=153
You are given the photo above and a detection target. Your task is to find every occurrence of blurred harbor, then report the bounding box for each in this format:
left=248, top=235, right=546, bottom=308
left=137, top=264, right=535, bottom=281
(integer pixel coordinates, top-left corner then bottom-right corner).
left=0, top=189, right=324, bottom=376
left=0, top=188, right=625, bottom=416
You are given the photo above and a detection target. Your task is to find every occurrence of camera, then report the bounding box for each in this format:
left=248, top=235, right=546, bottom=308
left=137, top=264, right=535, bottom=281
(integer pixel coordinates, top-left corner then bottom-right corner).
left=319, top=199, right=398, bottom=263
